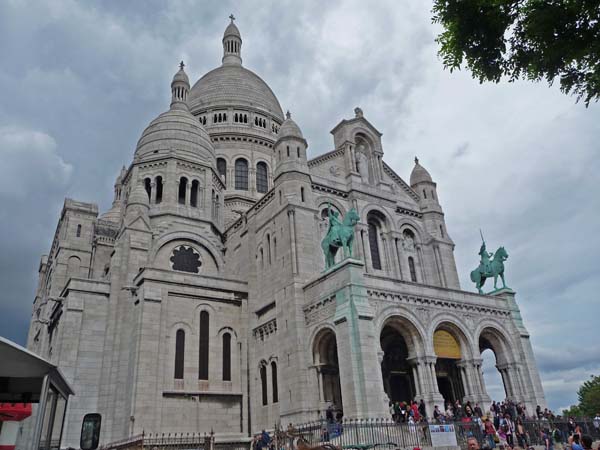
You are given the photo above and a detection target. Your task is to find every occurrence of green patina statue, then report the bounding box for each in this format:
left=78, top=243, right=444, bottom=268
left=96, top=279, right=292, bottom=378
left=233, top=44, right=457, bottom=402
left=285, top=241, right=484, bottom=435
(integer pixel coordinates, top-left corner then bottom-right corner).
left=470, top=237, right=509, bottom=294
left=321, top=204, right=360, bottom=269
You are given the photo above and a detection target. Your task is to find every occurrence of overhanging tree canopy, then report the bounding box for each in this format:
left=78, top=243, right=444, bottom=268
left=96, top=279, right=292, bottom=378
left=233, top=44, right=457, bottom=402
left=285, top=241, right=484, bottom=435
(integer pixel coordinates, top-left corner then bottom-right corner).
left=432, top=0, right=600, bottom=106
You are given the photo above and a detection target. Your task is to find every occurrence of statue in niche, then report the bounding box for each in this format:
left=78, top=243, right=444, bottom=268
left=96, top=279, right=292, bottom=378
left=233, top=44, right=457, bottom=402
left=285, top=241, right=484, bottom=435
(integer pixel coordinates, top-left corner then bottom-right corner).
left=402, top=232, right=415, bottom=252
left=355, top=146, right=370, bottom=181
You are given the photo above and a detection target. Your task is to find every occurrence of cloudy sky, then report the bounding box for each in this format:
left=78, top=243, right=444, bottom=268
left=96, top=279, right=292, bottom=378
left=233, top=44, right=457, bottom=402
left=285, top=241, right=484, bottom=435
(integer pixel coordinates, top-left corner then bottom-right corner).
left=1, top=0, right=598, bottom=413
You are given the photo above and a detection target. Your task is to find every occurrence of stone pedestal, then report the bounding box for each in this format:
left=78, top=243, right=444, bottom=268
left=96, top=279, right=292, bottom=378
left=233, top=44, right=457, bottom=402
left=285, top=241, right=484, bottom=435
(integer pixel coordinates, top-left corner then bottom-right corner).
left=329, top=259, right=388, bottom=417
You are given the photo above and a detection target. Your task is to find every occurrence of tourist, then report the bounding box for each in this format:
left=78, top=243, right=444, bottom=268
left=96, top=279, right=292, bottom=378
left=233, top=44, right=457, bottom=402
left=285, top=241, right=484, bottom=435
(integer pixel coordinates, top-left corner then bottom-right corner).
left=580, top=435, right=593, bottom=450
left=594, top=413, right=600, bottom=432
left=325, top=404, right=334, bottom=424
left=484, top=416, right=498, bottom=449
left=515, top=418, right=526, bottom=449
left=567, top=418, right=576, bottom=436
left=419, top=399, right=427, bottom=420
left=433, top=405, right=442, bottom=423
left=468, top=436, right=481, bottom=450
left=475, top=403, right=483, bottom=418
left=542, top=428, right=554, bottom=450
left=570, top=434, right=583, bottom=450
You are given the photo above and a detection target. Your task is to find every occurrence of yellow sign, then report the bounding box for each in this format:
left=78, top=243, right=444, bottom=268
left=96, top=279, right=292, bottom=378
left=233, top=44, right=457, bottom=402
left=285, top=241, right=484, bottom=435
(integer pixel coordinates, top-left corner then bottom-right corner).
left=434, top=330, right=461, bottom=359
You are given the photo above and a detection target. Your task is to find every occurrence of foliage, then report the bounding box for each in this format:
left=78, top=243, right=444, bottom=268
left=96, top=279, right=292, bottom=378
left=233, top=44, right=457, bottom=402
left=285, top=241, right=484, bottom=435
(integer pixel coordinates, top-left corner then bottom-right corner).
left=432, top=0, right=600, bottom=105
left=562, top=404, right=582, bottom=417
left=577, top=374, right=600, bottom=416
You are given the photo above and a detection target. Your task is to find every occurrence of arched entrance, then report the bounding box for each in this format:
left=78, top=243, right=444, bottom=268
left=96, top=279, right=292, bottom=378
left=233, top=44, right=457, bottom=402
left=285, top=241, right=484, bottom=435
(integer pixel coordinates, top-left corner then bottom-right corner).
left=313, top=329, right=343, bottom=414
left=380, top=316, right=422, bottom=403
left=433, top=326, right=465, bottom=405
left=479, top=327, right=512, bottom=401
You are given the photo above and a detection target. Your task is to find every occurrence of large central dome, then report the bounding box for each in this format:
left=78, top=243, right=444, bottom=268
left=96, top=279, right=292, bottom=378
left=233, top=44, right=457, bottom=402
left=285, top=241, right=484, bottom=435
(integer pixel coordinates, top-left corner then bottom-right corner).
left=189, top=64, right=284, bottom=120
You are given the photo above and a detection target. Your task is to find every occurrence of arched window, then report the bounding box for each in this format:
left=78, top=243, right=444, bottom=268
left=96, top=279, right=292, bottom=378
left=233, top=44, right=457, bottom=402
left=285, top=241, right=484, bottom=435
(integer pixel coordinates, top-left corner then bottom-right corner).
left=260, top=364, right=268, bottom=405
left=234, top=113, right=238, bottom=122
left=144, top=177, right=152, bottom=201
left=266, top=234, right=271, bottom=265
left=76, top=224, right=82, bottom=237
left=244, top=114, right=248, bottom=123
left=408, top=256, right=417, bottom=282
left=174, top=329, right=185, bottom=379
left=235, top=159, right=248, bottom=190
left=217, top=158, right=227, bottom=184
left=199, top=311, right=209, bottom=380
left=190, top=180, right=199, bottom=207
left=222, top=333, right=231, bottom=381
left=271, top=361, right=278, bottom=403
left=155, top=176, right=163, bottom=204
left=423, top=189, right=427, bottom=199
left=211, top=190, right=216, bottom=218
left=256, top=162, right=268, bottom=193
left=367, top=212, right=385, bottom=270
left=178, top=177, right=188, bottom=205
left=431, top=190, right=436, bottom=200
left=255, top=117, right=258, bottom=126
left=440, top=224, right=445, bottom=238
left=297, top=147, right=300, bottom=158
left=260, top=248, right=264, bottom=269
left=300, top=187, right=305, bottom=202
left=223, top=113, right=227, bottom=121
left=213, top=114, right=217, bottom=123
left=286, top=146, right=290, bottom=157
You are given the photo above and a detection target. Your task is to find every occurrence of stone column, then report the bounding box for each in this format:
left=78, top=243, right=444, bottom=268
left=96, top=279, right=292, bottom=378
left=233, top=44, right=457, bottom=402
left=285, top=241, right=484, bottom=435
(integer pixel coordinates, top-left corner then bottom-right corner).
left=416, top=245, right=427, bottom=283
left=394, top=238, right=404, bottom=280
left=150, top=181, right=157, bottom=204
left=288, top=209, right=298, bottom=275
left=185, top=182, right=191, bottom=206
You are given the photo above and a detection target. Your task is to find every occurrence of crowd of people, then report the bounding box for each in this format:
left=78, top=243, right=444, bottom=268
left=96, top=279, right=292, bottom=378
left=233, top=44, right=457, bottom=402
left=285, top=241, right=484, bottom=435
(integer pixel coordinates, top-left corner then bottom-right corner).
left=387, top=397, right=600, bottom=450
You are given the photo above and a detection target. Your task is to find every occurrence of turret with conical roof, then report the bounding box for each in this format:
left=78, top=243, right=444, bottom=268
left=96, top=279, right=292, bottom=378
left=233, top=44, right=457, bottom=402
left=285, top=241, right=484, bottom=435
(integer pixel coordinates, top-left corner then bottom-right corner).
left=410, top=157, right=440, bottom=211
left=274, top=111, right=309, bottom=180
left=273, top=111, right=312, bottom=205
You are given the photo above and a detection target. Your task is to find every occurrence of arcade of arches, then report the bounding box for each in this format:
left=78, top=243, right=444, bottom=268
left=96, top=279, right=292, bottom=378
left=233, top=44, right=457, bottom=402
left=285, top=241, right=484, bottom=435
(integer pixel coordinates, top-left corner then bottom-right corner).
left=311, top=318, right=529, bottom=416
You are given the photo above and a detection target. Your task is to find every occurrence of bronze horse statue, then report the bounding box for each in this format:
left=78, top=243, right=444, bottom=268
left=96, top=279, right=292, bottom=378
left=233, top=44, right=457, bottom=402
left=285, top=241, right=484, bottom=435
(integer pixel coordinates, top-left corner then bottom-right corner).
left=321, top=208, right=360, bottom=269
left=470, top=246, right=509, bottom=294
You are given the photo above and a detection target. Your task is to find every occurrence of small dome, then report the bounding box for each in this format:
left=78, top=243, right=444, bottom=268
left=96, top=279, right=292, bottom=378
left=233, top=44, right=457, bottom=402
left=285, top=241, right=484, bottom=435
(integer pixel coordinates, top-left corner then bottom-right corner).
left=135, top=109, right=214, bottom=163
left=278, top=111, right=303, bottom=139
left=410, top=157, right=433, bottom=186
left=128, top=182, right=150, bottom=208
left=172, top=62, right=190, bottom=85
left=224, top=21, right=241, bottom=39
left=99, top=203, right=122, bottom=223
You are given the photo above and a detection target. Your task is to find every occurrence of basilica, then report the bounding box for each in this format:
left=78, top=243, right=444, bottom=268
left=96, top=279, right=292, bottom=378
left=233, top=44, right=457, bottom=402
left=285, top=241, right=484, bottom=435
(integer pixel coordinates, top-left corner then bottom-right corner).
left=23, top=18, right=546, bottom=448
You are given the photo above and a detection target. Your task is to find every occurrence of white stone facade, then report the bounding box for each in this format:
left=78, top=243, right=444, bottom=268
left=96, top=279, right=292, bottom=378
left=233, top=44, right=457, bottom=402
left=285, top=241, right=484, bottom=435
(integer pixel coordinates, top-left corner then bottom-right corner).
left=20, top=18, right=546, bottom=449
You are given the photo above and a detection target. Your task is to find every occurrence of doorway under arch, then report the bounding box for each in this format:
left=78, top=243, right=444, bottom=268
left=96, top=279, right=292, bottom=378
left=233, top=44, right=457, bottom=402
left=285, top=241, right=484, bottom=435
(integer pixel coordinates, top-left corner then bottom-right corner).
left=433, top=327, right=465, bottom=405
left=380, top=324, right=416, bottom=403
left=313, top=329, right=343, bottom=414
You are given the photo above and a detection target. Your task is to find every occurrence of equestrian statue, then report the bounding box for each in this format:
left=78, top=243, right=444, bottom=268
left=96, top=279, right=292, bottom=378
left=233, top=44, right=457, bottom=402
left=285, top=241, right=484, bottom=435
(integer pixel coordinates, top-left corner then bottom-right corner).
left=321, top=203, right=360, bottom=269
left=470, top=231, right=509, bottom=294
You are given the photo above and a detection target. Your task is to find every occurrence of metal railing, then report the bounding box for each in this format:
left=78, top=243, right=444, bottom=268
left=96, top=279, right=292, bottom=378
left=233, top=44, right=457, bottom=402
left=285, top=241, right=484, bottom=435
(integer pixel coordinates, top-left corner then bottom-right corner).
left=100, top=432, right=251, bottom=450
left=295, top=418, right=432, bottom=448
left=294, top=417, right=600, bottom=449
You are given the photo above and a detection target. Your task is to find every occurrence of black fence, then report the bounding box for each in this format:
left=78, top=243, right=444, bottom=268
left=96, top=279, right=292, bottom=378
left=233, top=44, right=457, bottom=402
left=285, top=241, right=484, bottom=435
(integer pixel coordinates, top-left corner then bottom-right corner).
left=294, top=417, right=600, bottom=450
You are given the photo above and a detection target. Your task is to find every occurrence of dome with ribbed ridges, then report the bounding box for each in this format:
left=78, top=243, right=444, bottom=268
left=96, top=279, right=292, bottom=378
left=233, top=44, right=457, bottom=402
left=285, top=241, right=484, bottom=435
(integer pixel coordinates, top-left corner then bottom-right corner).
left=189, top=65, right=284, bottom=120
left=135, top=109, right=214, bottom=163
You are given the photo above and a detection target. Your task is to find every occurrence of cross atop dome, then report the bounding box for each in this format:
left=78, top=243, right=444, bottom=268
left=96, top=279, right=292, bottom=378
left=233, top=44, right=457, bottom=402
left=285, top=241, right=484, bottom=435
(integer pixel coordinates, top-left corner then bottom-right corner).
left=179, top=61, right=185, bottom=70
left=286, top=111, right=291, bottom=119
left=229, top=13, right=235, bottom=22
left=414, top=156, right=419, bottom=165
